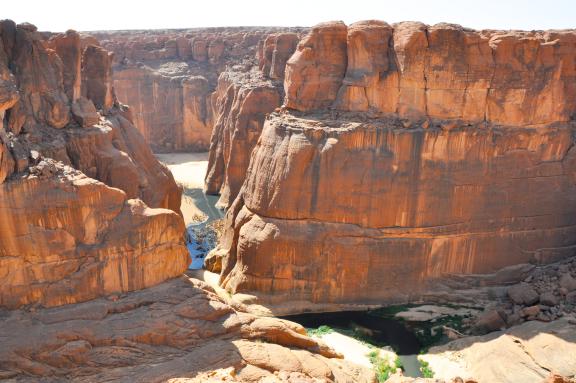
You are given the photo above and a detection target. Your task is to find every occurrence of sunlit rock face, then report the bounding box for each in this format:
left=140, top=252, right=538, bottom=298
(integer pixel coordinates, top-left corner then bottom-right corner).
left=0, top=20, right=187, bottom=308
left=96, top=27, right=305, bottom=152
left=204, top=33, right=300, bottom=209
left=210, top=21, right=576, bottom=307
left=285, top=20, right=576, bottom=126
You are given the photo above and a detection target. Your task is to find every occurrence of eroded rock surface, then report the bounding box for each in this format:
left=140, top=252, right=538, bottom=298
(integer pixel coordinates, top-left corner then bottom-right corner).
left=0, top=20, right=186, bottom=308
left=95, top=28, right=305, bottom=152
left=208, top=20, right=576, bottom=309
left=204, top=32, right=299, bottom=209
left=421, top=315, right=576, bottom=383
left=285, top=21, right=576, bottom=127
left=204, top=68, right=281, bottom=209
left=0, top=277, right=376, bottom=382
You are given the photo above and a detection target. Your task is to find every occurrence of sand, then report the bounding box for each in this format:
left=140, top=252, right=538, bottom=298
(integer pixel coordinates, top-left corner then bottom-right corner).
left=156, top=152, right=223, bottom=226
left=313, top=331, right=397, bottom=370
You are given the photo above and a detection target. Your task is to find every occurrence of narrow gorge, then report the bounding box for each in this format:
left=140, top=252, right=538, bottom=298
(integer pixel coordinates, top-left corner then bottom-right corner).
left=0, top=12, right=575, bottom=383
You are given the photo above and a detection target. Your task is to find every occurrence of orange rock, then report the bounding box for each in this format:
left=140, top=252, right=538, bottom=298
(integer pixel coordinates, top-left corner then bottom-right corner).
left=48, top=30, right=82, bottom=101
left=4, top=21, right=69, bottom=133
left=286, top=21, right=576, bottom=127
left=334, top=20, right=395, bottom=112
left=284, top=21, right=348, bottom=111
left=96, top=28, right=304, bottom=152
left=0, top=20, right=185, bottom=308
left=0, top=167, right=188, bottom=308
left=0, top=278, right=375, bottom=381
left=216, top=112, right=576, bottom=304
left=81, top=44, right=116, bottom=112
left=204, top=69, right=281, bottom=209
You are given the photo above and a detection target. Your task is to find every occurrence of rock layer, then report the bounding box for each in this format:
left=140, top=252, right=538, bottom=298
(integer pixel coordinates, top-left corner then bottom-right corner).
left=285, top=21, right=576, bottom=127
left=0, top=277, right=376, bottom=382
left=0, top=21, right=186, bottom=308
left=96, top=28, right=305, bottom=152
left=204, top=33, right=299, bottom=209
left=215, top=111, right=576, bottom=304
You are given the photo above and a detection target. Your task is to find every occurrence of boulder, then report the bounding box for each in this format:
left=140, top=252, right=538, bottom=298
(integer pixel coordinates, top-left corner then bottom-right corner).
left=559, top=274, right=576, bottom=292
left=508, top=283, right=540, bottom=306
left=71, top=96, right=99, bottom=127
left=540, top=292, right=560, bottom=307
left=473, top=310, right=506, bottom=333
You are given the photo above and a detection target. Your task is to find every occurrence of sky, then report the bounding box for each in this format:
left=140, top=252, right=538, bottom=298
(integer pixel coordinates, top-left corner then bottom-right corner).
left=3, top=0, right=574, bottom=32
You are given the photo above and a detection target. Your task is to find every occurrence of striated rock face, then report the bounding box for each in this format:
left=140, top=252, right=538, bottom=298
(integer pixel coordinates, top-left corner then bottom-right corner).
left=0, top=20, right=187, bottom=308
left=0, top=168, right=187, bottom=308
left=112, top=65, right=214, bottom=152
left=0, top=277, right=376, bottom=382
left=258, top=32, right=300, bottom=79
left=204, top=68, right=282, bottom=209
left=284, top=21, right=348, bottom=111
left=209, top=20, right=576, bottom=307
left=215, top=112, right=576, bottom=304
left=204, top=32, right=299, bottom=209
left=96, top=28, right=305, bottom=152
left=285, top=21, right=576, bottom=127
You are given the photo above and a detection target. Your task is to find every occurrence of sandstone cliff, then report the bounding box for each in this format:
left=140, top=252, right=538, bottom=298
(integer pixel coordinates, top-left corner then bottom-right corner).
left=0, top=20, right=187, bottom=308
left=203, top=33, right=299, bottom=210
left=210, top=21, right=576, bottom=308
left=285, top=20, right=576, bottom=127
left=95, top=28, right=304, bottom=152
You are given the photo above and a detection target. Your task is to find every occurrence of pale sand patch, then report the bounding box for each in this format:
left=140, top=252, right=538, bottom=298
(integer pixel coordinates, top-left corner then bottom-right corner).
left=156, top=152, right=208, bottom=189
left=155, top=152, right=216, bottom=225
left=313, top=331, right=396, bottom=369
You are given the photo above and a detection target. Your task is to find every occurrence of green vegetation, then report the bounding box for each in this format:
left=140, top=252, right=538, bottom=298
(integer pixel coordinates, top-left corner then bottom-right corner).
left=418, top=358, right=435, bottom=378
left=367, top=351, right=402, bottom=382
left=307, top=325, right=333, bottom=336
left=394, top=356, right=404, bottom=371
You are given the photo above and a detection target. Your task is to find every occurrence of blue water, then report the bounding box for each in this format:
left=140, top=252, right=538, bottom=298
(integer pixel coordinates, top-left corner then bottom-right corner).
left=183, top=188, right=223, bottom=270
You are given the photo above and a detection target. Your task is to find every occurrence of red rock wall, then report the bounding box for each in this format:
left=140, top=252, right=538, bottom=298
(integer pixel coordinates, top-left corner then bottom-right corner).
left=96, top=28, right=305, bottom=152
left=0, top=20, right=188, bottom=308
left=211, top=21, right=576, bottom=306
left=204, top=33, right=299, bottom=209
left=285, top=21, right=576, bottom=127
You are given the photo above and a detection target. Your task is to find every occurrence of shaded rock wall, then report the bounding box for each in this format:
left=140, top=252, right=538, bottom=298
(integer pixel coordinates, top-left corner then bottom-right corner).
left=211, top=21, right=576, bottom=307
left=96, top=28, right=305, bottom=152
left=0, top=20, right=187, bottom=308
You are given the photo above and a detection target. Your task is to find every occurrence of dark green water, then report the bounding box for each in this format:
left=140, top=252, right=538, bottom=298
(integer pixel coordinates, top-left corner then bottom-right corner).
left=283, top=310, right=423, bottom=377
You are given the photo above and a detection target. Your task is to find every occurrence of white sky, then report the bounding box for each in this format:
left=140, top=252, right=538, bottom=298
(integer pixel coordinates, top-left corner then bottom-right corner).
left=3, top=0, right=574, bottom=32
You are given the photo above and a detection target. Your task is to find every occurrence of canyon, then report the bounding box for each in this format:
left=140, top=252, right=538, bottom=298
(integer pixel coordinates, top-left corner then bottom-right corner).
left=1, top=13, right=575, bottom=383
left=0, top=19, right=373, bottom=382
left=93, top=27, right=304, bottom=153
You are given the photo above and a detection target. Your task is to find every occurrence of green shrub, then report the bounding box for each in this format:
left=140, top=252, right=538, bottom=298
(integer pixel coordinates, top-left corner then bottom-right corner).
left=419, top=358, right=435, bottom=378
left=307, top=325, right=333, bottom=336
left=394, top=356, right=403, bottom=370
left=367, top=351, right=398, bottom=382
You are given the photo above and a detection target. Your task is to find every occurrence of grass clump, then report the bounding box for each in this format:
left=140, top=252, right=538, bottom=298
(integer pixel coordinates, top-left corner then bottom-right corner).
left=418, top=358, right=434, bottom=378
left=367, top=351, right=402, bottom=382
left=307, top=325, right=333, bottom=336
